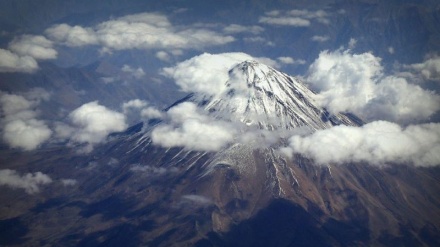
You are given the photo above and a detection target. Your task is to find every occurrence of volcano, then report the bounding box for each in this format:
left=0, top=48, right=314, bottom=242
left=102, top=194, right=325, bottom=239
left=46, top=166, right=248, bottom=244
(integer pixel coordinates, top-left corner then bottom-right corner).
left=1, top=61, right=439, bottom=247
left=191, top=60, right=361, bottom=130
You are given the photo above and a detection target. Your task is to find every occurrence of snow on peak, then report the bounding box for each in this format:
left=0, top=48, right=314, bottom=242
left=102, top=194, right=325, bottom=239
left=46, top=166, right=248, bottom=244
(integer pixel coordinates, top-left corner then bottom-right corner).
left=196, top=60, right=356, bottom=130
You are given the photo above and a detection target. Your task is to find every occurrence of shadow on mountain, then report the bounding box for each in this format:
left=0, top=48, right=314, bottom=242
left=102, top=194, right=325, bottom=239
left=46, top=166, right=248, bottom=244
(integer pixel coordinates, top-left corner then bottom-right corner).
left=196, top=199, right=370, bottom=247
left=30, top=197, right=68, bottom=213
left=80, top=196, right=137, bottom=220
left=0, top=217, right=29, bottom=245
left=378, top=223, right=440, bottom=247
left=61, top=223, right=142, bottom=247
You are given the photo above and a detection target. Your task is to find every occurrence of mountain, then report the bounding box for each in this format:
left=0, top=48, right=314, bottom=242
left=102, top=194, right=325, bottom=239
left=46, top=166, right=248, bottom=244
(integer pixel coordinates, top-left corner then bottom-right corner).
left=1, top=61, right=439, bottom=247
left=195, top=61, right=361, bottom=130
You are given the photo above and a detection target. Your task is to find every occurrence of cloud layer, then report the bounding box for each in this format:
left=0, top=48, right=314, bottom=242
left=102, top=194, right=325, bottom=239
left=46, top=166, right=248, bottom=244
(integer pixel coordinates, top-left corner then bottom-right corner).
left=306, top=49, right=440, bottom=123
left=67, top=101, right=127, bottom=145
left=0, top=169, right=52, bottom=194
left=0, top=35, right=58, bottom=73
left=410, top=55, right=440, bottom=81
left=281, top=121, right=440, bottom=167
left=45, top=12, right=235, bottom=53
left=151, top=102, right=237, bottom=151
left=0, top=90, right=52, bottom=150
left=9, top=35, right=58, bottom=60
left=0, top=49, right=38, bottom=73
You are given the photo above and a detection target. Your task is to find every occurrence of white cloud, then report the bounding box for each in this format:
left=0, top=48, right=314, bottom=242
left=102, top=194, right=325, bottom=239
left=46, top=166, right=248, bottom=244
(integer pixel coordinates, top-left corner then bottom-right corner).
left=288, top=9, right=330, bottom=24
left=162, top=52, right=278, bottom=96
left=122, top=99, right=162, bottom=120
left=410, top=55, right=440, bottom=81
left=306, top=49, right=440, bottom=123
left=0, top=48, right=38, bottom=73
left=367, top=76, right=440, bottom=122
left=311, top=35, right=330, bottom=42
left=151, top=102, right=237, bottom=151
left=141, top=107, right=163, bottom=119
left=0, top=169, right=52, bottom=194
left=223, top=24, right=264, bottom=34
left=45, top=12, right=234, bottom=52
left=45, top=24, right=98, bottom=47
left=121, top=65, right=145, bottom=79
left=277, top=56, right=306, bottom=65
left=281, top=121, right=440, bottom=167
left=68, top=101, right=127, bottom=145
left=122, top=99, right=148, bottom=113
left=0, top=91, right=52, bottom=150
left=156, top=51, right=171, bottom=62
left=259, top=9, right=330, bottom=26
left=53, top=122, right=75, bottom=140
left=8, top=35, right=57, bottom=60
left=306, top=49, right=380, bottom=114
left=259, top=16, right=310, bottom=26
left=23, top=87, right=51, bottom=102
left=3, top=119, right=52, bottom=151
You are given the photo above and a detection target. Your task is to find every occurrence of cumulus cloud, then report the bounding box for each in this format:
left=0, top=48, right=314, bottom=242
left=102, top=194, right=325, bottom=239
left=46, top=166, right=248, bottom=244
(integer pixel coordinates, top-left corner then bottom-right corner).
left=45, top=12, right=234, bottom=52
left=0, top=169, right=52, bottom=194
left=259, top=9, right=330, bottom=26
left=68, top=101, right=127, bottom=145
left=150, top=100, right=285, bottom=152
left=311, top=35, right=330, bottom=42
left=410, top=55, right=440, bottom=81
left=162, top=52, right=278, bottom=96
left=8, top=35, right=57, bottom=60
left=141, top=107, right=163, bottom=119
left=306, top=49, right=440, bottom=123
left=156, top=51, right=171, bottom=62
left=122, top=99, right=148, bottom=113
left=151, top=102, right=237, bottom=151
left=122, top=99, right=162, bottom=120
left=0, top=90, right=52, bottom=150
left=121, top=65, right=145, bottom=79
left=0, top=48, right=38, bottom=73
left=281, top=121, right=440, bottom=167
left=45, top=23, right=98, bottom=47
left=3, top=119, right=53, bottom=151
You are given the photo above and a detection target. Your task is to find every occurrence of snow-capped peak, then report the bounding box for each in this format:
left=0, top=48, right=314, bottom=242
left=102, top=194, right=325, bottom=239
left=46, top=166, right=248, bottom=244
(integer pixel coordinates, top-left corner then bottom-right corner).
left=193, top=60, right=355, bottom=130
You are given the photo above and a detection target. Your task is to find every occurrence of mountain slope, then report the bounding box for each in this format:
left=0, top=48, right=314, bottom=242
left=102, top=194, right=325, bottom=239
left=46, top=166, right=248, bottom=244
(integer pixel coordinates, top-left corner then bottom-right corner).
left=193, top=60, right=361, bottom=130
left=0, top=60, right=439, bottom=247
